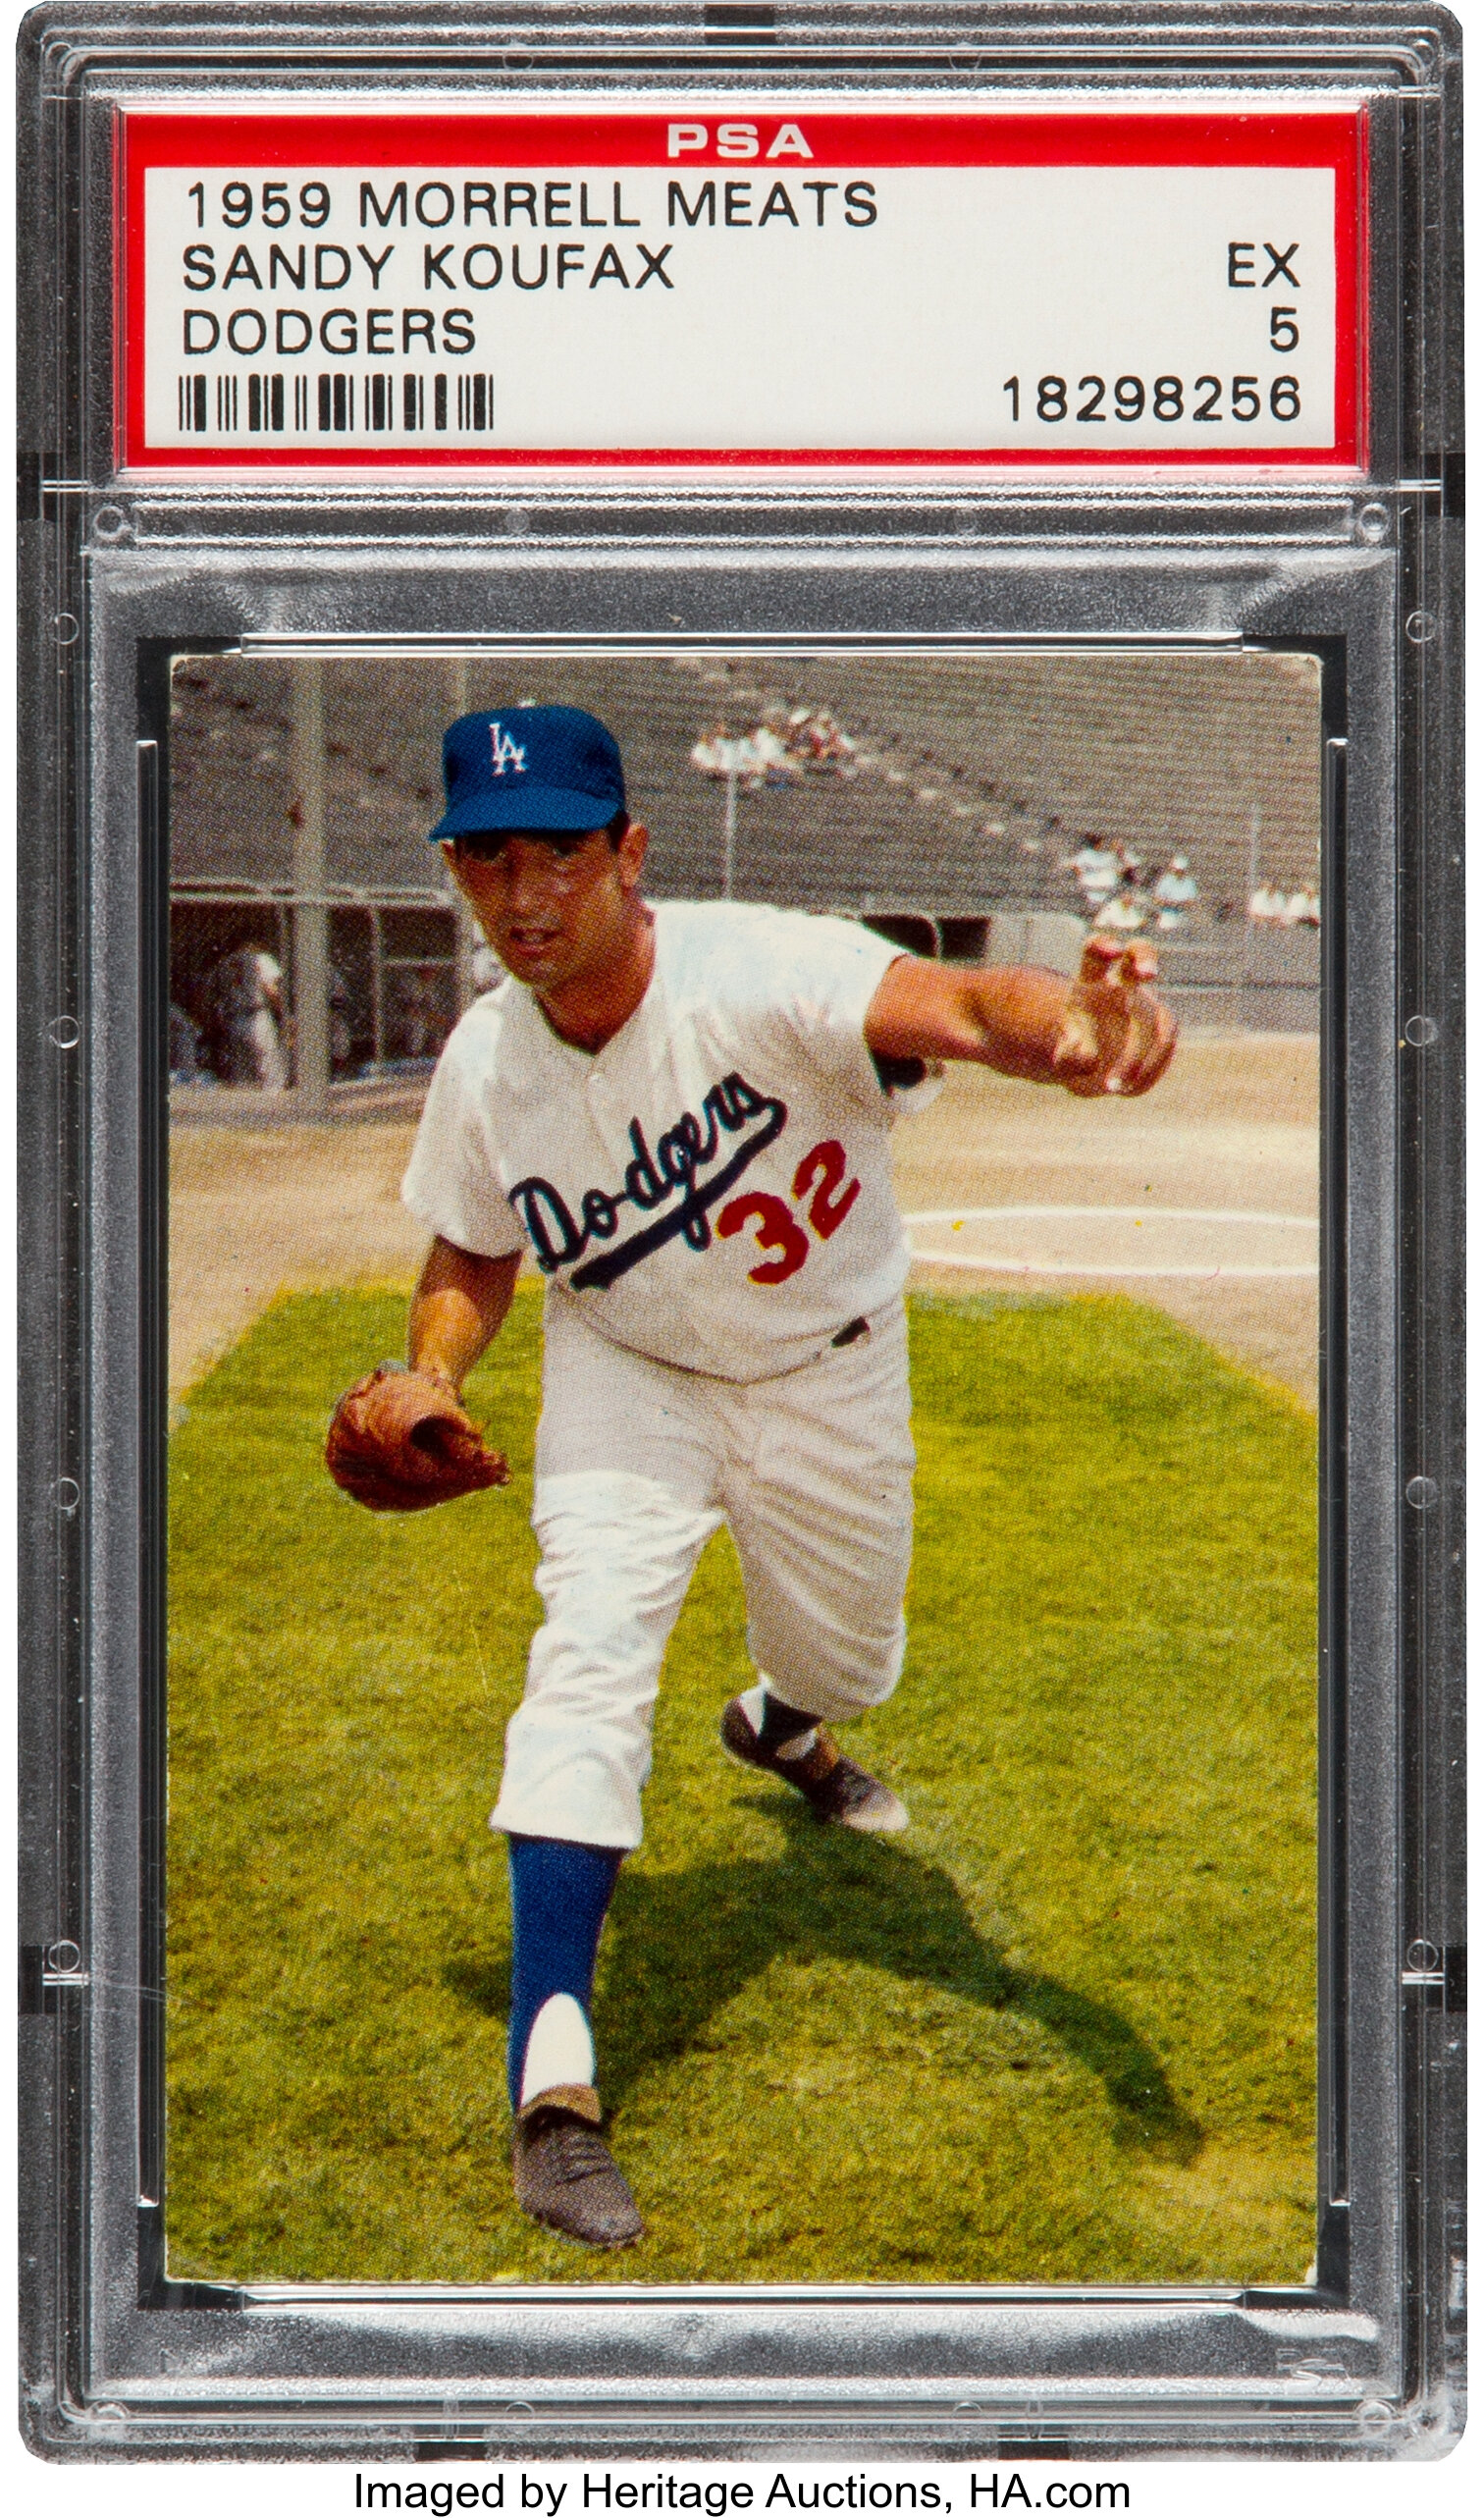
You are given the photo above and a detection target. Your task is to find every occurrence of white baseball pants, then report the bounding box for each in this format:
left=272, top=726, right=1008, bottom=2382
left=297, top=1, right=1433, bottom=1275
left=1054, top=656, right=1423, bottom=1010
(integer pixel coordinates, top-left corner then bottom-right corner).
left=490, top=1295, right=915, bottom=1849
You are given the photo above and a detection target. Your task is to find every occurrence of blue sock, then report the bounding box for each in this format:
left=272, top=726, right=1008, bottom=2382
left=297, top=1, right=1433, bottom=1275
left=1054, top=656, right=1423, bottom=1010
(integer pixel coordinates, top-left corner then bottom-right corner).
left=505, top=1834, right=623, bottom=2115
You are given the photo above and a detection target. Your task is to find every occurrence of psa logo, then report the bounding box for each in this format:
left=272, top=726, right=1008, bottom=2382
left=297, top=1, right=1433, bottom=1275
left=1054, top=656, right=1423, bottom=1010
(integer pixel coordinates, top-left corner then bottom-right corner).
left=666, top=122, right=813, bottom=161
left=489, top=722, right=527, bottom=776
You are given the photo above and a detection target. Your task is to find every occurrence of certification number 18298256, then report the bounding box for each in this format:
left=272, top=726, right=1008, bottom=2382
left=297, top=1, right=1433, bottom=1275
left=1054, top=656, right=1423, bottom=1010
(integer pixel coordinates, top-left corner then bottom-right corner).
left=1003, top=373, right=1301, bottom=424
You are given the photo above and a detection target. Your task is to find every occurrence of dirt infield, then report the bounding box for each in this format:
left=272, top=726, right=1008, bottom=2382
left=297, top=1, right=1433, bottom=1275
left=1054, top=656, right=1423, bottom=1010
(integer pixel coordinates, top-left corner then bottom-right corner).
left=170, top=1032, right=1318, bottom=1410
left=894, top=1033, right=1319, bottom=1408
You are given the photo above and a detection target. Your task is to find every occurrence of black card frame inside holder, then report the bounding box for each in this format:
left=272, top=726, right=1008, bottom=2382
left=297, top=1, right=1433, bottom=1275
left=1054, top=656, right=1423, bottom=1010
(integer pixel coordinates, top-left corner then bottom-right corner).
left=16, top=2, right=1463, bottom=2462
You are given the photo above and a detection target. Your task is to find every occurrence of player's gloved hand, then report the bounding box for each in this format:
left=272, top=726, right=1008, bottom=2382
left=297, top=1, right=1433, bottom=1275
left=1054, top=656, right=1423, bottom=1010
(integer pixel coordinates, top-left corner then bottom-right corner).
left=1051, top=937, right=1179, bottom=1098
left=325, top=1363, right=509, bottom=1513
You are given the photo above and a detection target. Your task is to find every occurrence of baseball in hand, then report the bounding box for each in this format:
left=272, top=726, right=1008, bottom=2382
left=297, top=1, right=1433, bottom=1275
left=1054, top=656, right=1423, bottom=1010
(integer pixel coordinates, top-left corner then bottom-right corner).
left=1051, top=936, right=1178, bottom=1099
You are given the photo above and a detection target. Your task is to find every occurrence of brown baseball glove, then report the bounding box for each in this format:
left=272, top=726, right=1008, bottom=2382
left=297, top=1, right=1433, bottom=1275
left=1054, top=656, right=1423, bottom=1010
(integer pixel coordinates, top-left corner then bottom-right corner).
left=325, top=1364, right=509, bottom=1513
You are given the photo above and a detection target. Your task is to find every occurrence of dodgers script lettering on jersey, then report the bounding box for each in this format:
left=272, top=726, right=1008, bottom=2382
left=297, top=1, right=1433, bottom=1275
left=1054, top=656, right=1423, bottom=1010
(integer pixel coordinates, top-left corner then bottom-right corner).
left=402, top=900, right=921, bottom=1381
left=508, top=1069, right=791, bottom=1288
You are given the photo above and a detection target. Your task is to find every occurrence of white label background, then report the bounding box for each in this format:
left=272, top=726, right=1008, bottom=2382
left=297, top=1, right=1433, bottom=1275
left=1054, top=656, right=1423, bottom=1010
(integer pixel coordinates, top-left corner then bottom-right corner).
left=141, top=160, right=1338, bottom=456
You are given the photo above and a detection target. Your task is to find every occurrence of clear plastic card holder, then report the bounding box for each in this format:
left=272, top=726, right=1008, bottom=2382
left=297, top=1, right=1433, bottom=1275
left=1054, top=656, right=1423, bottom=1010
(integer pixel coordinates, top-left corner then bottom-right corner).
left=16, top=2, right=1463, bottom=2464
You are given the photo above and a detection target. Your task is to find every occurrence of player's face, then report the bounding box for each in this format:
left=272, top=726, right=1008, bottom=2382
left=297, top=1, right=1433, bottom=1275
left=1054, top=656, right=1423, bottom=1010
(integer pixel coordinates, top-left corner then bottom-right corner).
left=443, top=825, right=649, bottom=995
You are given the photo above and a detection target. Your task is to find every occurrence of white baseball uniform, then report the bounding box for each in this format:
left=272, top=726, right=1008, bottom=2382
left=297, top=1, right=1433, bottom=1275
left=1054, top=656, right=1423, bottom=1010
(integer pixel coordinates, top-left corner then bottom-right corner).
left=402, top=899, right=926, bottom=1848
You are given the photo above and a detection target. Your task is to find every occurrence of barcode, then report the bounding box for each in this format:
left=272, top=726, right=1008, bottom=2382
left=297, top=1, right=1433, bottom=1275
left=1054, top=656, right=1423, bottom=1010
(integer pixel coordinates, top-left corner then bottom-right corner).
left=175, top=372, right=497, bottom=435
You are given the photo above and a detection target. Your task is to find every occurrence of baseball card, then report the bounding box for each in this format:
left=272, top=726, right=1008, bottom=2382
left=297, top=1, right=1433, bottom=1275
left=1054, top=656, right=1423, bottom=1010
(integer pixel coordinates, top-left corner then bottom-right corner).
left=19, top=0, right=1462, bottom=2466
left=163, top=645, right=1322, bottom=2286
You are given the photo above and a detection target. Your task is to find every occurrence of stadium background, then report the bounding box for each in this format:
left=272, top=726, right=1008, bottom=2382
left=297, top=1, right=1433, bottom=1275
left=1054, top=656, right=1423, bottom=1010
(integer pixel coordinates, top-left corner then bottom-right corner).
left=165, top=653, right=1321, bottom=2286
left=169, top=648, right=1322, bottom=1104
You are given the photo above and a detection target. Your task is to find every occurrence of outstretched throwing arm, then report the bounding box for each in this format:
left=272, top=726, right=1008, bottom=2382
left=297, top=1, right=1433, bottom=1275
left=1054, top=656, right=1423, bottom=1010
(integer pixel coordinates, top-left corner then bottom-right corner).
left=864, top=936, right=1177, bottom=1099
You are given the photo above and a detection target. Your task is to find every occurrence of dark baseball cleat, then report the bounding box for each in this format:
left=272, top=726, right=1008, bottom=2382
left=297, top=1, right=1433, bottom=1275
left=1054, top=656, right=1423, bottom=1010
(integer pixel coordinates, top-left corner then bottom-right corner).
left=513, top=2103, right=645, bottom=2248
left=720, top=1696, right=909, bottom=1833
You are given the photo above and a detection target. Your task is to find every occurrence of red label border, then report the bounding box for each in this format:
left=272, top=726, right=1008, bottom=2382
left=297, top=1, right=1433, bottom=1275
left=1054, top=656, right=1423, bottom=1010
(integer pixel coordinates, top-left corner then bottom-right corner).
left=120, top=107, right=1368, bottom=474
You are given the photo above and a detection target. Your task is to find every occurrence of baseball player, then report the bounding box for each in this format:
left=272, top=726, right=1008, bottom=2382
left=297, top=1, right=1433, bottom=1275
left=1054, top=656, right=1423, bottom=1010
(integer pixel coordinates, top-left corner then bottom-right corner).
left=203, top=936, right=289, bottom=1089
left=327, top=704, right=1176, bottom=2250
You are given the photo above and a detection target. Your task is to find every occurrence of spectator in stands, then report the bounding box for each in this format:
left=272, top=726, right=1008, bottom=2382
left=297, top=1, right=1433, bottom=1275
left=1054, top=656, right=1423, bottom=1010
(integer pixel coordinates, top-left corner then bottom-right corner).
left=1092, top=868, right=1148, bottom=934
left=740, top=719, right=799, bottom=788
left=1063, top=832, right=1121, bottom=913
left=1250, top=884, right=1317, bottom=930
left=785, top=704, right=858, bottom=772
left=690, top=723, right=733, bottom=779
left=1152, top=853, right=1200, bottom=933
left=690, top=718, right=799, bottom=790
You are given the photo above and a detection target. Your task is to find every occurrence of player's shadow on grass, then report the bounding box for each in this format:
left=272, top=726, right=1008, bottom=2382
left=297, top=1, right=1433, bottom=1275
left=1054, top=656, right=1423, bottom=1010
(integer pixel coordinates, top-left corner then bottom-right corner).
left=446, top=1801, right=1200, bottom=2165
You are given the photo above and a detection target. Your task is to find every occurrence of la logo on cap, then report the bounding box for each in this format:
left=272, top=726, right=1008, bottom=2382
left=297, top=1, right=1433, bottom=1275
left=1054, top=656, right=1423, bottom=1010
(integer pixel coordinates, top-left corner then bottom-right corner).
left=490, top=721, right=527, bottom=776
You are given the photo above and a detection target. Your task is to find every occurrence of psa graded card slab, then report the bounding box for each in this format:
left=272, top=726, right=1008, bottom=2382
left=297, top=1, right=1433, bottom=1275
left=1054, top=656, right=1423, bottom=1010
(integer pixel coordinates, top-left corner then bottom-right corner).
left=17, top=0, right=1463, bottom=2470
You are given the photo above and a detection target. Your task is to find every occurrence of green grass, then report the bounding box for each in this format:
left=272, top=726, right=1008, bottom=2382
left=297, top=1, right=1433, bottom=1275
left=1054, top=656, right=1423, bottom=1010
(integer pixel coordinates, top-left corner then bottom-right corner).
left=166, top=1286, right=1317, bottom=2286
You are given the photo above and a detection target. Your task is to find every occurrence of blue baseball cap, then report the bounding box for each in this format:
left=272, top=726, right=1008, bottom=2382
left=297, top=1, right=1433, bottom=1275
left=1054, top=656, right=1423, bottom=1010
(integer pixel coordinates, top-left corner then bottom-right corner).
left=430, top=705, right=627, bottom=839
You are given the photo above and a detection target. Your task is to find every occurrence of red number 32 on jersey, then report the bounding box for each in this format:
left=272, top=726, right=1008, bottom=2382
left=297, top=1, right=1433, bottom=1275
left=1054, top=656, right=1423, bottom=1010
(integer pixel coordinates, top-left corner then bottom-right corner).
left=716, top=1139, right=862, bottom=1286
